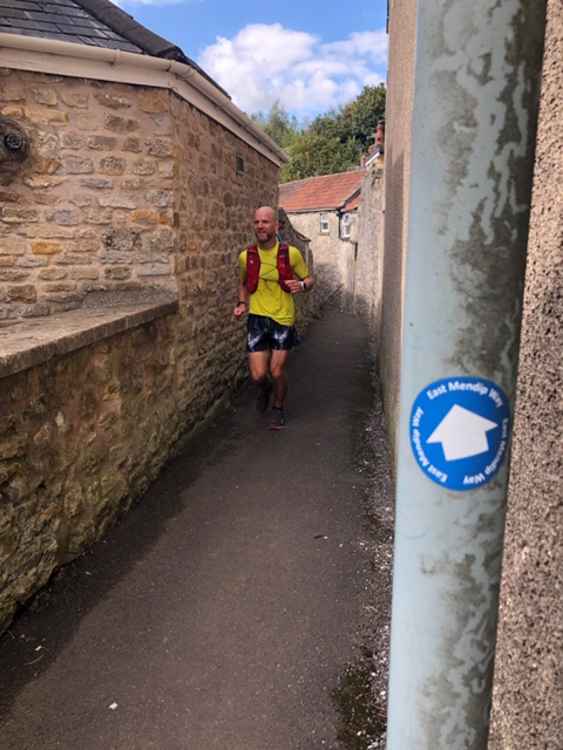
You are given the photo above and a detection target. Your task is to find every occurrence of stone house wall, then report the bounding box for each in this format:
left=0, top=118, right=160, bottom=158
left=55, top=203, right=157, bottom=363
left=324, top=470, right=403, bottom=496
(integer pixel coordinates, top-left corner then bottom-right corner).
left=354, top=163, right=384, bottom=336
left=0, top=68, right=278, bottom=633
left=490, top=1, right=563, bottom=746
left=285, top=210, right=356, bottom=309
left=0, top=70, right=180, bottom=319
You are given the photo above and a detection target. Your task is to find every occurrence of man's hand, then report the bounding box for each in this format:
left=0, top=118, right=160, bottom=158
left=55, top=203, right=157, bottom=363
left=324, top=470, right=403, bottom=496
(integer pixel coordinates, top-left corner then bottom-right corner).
left=233, top=301, right=247, bottom=318
left=286, top=279, right=305, bottom=295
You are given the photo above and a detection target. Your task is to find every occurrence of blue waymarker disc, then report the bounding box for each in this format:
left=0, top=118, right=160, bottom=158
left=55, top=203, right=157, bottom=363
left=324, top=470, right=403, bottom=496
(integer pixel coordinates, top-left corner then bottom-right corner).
left=410, top=376, right=511, bottom=491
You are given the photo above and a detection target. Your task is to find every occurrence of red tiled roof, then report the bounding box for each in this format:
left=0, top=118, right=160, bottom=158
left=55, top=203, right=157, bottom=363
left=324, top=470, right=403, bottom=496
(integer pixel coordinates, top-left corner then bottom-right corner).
left=343, top=193, right=361, bottom=212
left=279, top=169, right=366, bottom=212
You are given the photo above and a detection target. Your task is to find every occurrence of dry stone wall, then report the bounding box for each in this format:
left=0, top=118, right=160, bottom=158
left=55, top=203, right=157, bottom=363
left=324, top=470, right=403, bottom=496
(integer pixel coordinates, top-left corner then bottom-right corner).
left=0, top=69, right=279, bottom=633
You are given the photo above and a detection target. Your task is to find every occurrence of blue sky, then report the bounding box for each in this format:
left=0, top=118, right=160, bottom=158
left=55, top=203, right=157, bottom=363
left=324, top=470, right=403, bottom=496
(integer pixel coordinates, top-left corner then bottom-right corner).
left=116, top=0, right=389, bottom=119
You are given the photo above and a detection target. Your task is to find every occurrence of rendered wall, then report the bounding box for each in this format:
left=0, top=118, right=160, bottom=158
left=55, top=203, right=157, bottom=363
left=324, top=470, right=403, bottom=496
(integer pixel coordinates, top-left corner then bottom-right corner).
left=287, top=210, right=355, bottom=308
left=490, top=2, right=563, bottom=746
left=380, top=0, right=416, bottom=452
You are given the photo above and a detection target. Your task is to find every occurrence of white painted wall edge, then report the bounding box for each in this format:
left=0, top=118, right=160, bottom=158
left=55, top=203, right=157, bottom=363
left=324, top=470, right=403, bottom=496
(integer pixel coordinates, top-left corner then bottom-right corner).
left=0, top=32, right=287, bottom=167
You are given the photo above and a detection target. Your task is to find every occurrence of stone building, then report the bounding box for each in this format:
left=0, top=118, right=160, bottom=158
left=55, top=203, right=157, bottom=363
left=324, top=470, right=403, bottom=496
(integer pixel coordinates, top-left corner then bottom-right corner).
left=354, top=160, right=384, bottom=335
left=279, top=169, right=365, bottom=309
left=0, top=0, right=285, bottom=632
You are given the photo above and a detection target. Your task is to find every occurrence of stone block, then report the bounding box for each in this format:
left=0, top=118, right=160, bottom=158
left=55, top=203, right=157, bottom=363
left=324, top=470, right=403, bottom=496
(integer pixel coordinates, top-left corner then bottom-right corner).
left=31, top=88, right=58, bottom=106
left=61, top=132, right=86, bottom=149
left=145, top=138, right=174, bottom=158
left=69, top=268, right=99, bottom=281
left=99, top=156, right=127, bottom=176
left=24, top=225, right=76, bottom=240
left=60, top=92, right=89, bottom=109
left=80, top=177, right=113, bottom=190
left=38, top=268, right=68, bottom=281
left=62, top=156, right=94, bottom=175
left=17, top=256, right=48, bottom=268
left=84, top=207, right=113, bottom=225
left=131, top=209, right=160, bottom=226
left=122, top=137, right=142, bottom=153
left=52, top=207, right=82, bottom=226
left=42, top=282, right=78, bottom=293
left=2, top=207, right=40, bottom=224
left=137, top=263, right=171, bottom=277
left=32, top=241, right=64, bottom=255
left=0, top=88, right=24, bottom=102
left=98, top=195, right=137, bottom=210
left=104, top=114, right=138, bottom=133
left=105, top=267, right=132, bottom=281
left=87, top=135, right=117, bottom=151
left=132, top=159, right=156, bottom=176
left=6, top=285, right=36, bottom=303
left=146, top=190, right=172, bottom=208
left=138, top=91, right=169, bottom=114
left=54, top=254, right=95, bottom=266
left=0, top=190, right=18, bottom=203
left=0, top=239, right=26, bottom=256
left=102, top=228, right=141, bottom=253
left=122, top=178, right=143, bottom=191
left=158, top=161, right=175, bottom=179
left=0, top=269, right=29, bottom=282
left=0, top=105, right=24, bottom=119
left=23, top=176, right=66, bottom=190
left=94, top=92, right=131, bottom=110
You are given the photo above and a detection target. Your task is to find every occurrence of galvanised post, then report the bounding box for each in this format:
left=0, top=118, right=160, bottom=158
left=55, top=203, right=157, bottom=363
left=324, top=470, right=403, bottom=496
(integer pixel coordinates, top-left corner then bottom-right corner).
left=386, top=2, right=547, bottom=748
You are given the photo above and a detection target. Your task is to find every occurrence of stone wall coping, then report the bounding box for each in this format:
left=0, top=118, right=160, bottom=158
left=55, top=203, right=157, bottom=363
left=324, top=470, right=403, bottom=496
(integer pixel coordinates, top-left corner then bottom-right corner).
left=0, top=300, right=178, bottom=379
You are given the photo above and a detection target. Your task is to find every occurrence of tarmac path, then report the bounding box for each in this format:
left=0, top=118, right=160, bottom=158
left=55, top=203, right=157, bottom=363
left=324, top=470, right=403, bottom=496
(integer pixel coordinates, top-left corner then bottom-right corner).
left=0, top=309, right=380, bottom=750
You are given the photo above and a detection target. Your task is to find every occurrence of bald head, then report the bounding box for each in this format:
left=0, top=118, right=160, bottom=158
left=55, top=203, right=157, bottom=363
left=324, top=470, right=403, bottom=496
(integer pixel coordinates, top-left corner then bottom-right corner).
left=254, top=206, right=278, bottom=248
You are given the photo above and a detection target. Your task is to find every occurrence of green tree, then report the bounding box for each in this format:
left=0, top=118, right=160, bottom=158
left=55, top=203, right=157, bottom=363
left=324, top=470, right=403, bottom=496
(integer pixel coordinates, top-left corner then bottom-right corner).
left=279, top=84, right=386, bottom=182
left=252, top=102, right=300, bottom=149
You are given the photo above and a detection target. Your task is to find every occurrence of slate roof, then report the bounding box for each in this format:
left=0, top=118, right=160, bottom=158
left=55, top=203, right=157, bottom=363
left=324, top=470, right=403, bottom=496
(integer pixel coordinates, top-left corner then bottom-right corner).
left=0, top=0, right=227, bottom=94
left=278, top=169, right=366, bottom=213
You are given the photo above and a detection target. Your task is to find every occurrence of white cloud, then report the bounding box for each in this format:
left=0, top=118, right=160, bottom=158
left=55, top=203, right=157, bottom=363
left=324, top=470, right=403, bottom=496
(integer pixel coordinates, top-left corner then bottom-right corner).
left=198, top=23, right=387, bottom=117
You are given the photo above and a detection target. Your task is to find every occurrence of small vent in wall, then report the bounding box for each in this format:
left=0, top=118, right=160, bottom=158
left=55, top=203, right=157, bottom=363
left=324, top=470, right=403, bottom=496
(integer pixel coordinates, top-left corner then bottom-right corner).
left=236, top=155, right=245, bottom=175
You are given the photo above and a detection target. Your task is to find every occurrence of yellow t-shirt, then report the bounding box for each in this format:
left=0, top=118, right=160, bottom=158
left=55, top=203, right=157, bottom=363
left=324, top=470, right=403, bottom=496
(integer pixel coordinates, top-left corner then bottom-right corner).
left=239, top=242, right=309, bottom=327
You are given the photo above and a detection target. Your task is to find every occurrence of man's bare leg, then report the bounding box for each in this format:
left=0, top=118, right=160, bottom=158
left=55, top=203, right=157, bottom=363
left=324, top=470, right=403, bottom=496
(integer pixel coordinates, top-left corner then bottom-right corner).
left=248, top=351, right=272, bottom=412
left=270, top=349, right=289, bottom=409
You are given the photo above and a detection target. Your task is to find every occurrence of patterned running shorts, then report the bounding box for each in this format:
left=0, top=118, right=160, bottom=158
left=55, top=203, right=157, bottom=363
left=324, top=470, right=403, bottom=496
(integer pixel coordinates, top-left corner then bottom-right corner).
left=246, top=314, right=298, bottom=352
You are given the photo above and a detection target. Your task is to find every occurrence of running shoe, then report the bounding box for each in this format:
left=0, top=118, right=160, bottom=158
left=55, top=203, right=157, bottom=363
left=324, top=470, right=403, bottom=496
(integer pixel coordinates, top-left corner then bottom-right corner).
left=269, top=406, right=286, bottom=430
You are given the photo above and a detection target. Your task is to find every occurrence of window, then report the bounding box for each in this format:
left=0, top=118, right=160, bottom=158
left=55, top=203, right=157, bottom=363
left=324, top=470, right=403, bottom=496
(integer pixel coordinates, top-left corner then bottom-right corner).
left=236, top=154, right=245, bottom=175
left=320, top=213, right=329, bottom=234
left=341, top=212, right=352, bottom=239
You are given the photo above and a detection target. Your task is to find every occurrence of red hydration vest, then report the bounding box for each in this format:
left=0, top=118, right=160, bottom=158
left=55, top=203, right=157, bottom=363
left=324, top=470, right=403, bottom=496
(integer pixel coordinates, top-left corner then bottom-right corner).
left=245, top=242, right=294, bottom=294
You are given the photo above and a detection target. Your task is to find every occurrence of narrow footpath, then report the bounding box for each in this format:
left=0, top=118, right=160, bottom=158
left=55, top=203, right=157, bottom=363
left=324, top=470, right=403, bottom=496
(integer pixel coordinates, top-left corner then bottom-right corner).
left=0, top=309, right=392, bottom=750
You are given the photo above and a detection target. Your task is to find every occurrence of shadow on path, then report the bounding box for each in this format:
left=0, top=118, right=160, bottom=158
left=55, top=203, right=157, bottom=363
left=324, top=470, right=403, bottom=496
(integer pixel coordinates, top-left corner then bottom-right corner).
left=0, top=309, right=391, bottom=750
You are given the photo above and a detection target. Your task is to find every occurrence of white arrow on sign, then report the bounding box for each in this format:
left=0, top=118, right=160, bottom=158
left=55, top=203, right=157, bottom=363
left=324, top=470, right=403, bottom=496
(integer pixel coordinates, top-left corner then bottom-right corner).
left=427, top=404, right=498, bottom=461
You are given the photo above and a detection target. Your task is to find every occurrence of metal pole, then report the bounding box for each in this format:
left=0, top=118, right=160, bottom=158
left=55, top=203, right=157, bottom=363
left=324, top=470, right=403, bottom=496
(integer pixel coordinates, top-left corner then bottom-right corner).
left=386, top=2, right=547, bottom=749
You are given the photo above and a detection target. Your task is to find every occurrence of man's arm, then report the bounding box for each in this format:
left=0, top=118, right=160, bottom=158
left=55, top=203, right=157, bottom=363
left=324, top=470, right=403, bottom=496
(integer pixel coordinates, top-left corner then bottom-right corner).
left=233, top=279, right=249, bottom=318
left=286, top=247, right=314, bottom=295
left=285, top=275, right=314, bottom=295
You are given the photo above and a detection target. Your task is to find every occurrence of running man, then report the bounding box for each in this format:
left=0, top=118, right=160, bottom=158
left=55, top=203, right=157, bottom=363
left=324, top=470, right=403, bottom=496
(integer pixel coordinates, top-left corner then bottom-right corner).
left=233, top=206, right=314, bottom=429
